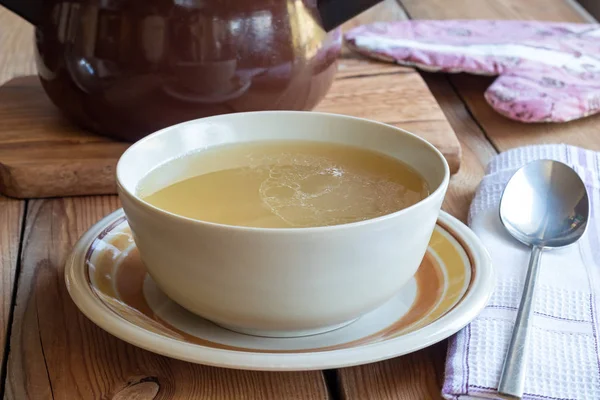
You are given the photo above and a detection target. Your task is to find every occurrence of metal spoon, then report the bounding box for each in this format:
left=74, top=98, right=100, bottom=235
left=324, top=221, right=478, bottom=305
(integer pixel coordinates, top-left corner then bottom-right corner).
left=497, top=159, right=589, bottom=398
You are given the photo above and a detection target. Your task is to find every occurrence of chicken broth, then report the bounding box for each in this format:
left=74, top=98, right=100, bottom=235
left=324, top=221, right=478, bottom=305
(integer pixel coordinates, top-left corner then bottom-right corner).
left=138, top=141, right=429, bottom=228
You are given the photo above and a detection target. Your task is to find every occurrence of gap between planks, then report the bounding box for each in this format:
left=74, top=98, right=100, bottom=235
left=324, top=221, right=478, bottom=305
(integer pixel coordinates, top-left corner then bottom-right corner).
left=0, top=198, right=26, bottom=400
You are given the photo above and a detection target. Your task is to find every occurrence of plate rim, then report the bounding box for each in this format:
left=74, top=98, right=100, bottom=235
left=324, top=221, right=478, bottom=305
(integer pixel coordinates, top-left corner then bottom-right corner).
left=65, top=209, right=494, bottom=371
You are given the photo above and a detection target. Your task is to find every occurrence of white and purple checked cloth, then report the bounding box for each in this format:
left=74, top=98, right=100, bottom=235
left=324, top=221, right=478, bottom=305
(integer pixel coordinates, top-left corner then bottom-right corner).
left=443, top=144, right=600, bottom=399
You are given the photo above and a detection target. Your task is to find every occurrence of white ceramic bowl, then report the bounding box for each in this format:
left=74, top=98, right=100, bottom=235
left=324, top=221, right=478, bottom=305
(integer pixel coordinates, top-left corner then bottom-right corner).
left=116, top=111, right=450, bottom=338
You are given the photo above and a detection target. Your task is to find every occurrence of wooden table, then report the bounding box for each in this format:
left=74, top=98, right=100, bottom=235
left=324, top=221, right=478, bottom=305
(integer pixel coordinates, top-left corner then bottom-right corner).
left=0, top=0, right=598, bottom=398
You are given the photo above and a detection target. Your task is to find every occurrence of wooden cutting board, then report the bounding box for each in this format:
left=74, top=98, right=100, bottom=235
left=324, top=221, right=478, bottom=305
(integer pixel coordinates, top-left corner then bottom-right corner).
left=0, top=58, right=460, bottom=199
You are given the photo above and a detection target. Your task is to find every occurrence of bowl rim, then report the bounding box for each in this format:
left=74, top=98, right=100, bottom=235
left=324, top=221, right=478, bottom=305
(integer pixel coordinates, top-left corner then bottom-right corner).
left=116, top=110, right=451, bottom=233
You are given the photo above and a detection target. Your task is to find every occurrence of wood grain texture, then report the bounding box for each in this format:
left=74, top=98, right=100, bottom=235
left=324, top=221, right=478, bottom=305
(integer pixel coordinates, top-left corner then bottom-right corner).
left=0, top=0, right=460, bottom=199
left=0, top=77, right=129, bottom=198
left=400, top=0, right=600, bottom=154
left=423, top=74, right=496, bottom=222
left=339, top=343, right=446, bottom=400
left=0, top=198, right=24, bottom=387
left=317, top=72, right=460, bottom=170
left=0, top=5, right=30, bottom=392
left=4, top=196, right=330, bottom=400
left=0, top=67, right=461, bottom=199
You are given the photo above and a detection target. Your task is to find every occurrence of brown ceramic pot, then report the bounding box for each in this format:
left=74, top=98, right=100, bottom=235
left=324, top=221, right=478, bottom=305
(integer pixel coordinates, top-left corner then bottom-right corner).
left=2, top=0, right=382, bottom=141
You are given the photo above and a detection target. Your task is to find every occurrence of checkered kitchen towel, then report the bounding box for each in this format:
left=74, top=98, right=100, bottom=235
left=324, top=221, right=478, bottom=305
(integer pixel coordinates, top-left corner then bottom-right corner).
left=443, top=144, right=600, bottom=399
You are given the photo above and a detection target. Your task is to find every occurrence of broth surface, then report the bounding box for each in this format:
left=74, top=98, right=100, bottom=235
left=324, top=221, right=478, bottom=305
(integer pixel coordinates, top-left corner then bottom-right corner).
left=139, top=141, right=429, bottom=228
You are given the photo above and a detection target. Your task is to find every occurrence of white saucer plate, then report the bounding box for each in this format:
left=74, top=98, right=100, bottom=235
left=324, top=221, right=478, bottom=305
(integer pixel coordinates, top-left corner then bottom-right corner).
left=65, top=209, right=493, bottom=371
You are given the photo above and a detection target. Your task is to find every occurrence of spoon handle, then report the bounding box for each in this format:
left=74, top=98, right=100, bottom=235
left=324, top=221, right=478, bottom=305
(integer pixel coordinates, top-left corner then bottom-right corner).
left=498, top=245, right=543, bottom=398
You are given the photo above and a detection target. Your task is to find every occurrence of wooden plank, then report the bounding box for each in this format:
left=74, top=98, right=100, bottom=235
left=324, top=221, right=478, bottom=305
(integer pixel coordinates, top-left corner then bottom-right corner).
left=0, top=6, right=30, bottom=395
left=0, top=0, right=461, bottom=199
left=335, top=57, right=413, bottom=78
left=400, top=0, right=600, bottom=154
left=4, top=196, right=330, bottom=400
left=0, top=76, right=129, bottom=199
left=317, top=73, right=453, bottom=126
left=340, top=0, right=410, bottom=33
left=0, top=197, right=24, bottom=389
left=423, top=74, right=497, bottom=222
left=0, top=63, right=460, bottom=197
left=339, top=343, right=446, bottom=400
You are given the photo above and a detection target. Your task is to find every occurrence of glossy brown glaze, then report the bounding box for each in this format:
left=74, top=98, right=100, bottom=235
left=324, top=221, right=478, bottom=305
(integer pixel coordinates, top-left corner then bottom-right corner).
left=33, top=0, right=343, bottom=141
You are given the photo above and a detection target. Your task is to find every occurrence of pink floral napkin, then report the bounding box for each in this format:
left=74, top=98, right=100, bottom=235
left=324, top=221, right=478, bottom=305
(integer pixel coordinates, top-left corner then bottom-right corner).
left=344, top=20, right=600, bottom=123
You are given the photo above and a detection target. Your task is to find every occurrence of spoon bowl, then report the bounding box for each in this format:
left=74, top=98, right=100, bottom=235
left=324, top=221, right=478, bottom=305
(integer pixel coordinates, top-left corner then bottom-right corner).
left=500, top=159, right=589, bottom=248
left=497, top=159, right=589, bottom=398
